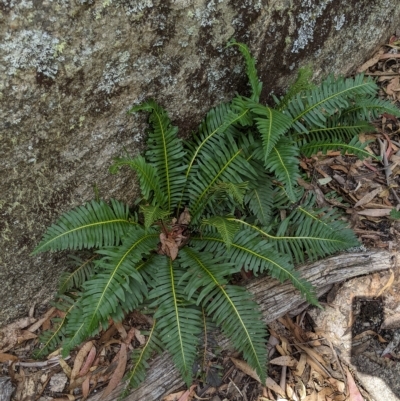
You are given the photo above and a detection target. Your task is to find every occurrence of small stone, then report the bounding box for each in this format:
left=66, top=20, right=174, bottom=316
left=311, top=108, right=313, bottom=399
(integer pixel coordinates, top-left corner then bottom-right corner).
left=49, top=373, right=68, bottom=393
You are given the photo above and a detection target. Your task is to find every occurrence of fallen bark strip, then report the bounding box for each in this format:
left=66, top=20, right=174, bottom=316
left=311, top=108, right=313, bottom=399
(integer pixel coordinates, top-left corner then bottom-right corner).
left=90, top=250, right=392, bottom=401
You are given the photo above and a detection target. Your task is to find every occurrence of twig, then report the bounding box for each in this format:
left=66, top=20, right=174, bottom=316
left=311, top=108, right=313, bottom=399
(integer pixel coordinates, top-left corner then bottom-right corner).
left=12, top=356, right=70, bottom=368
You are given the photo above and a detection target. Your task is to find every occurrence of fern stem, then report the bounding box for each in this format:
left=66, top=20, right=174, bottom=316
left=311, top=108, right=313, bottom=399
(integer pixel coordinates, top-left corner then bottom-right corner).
left=227, top=217, right=346, bottom=245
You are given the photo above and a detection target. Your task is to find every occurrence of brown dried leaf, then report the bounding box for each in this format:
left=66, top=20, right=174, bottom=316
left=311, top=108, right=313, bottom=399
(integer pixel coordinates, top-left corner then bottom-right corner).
left=345, top=368, right=364, bottom=401
left=357, top=49, right=385, bottom=72
left=134, top=328, right=146, bottom=345
left=163, top=391, right=186, bottom=401
left=376, top=269, right=395, bottom=297
left=230, top=357, right=261, bottom=382
left=354, top=187, right=382, bottom=208
left=357, top=208, right=391, bottom=217
left=27, top=307, right=56, bottom=332
left=265, top=377, right=286, bottom=397
left=0, top=317, right=36, bottom=352
left=0, top=353, right=18, bottom=362
left=79, top=345, right=97, bottom=377
left=71, top=341, right=93, bottom=381
left=159, top=232, right=179, bottom=261
left=101, top=343, right=127, bottom=399
left=269, top=355, right=298, bottom=367
left=82, top=376, right=91, bottom=400
left=177, top=384, right=196, bottom=401
left=294, top=353, right=307, bottom=377
left=178, top=207, right=191, bottom=225
left=59, top=358, right=72, bottom=378
left=353, top=330, right=387, bottom=343
left=17, top=330, right=37, bottom=344
left=386, top=76, right=400, bottom=96
left=114, top=321, right=127, bottom=340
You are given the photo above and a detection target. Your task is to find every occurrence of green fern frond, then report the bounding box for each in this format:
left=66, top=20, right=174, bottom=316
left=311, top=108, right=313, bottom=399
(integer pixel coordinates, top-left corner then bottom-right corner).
left=263, top=138, right=301, bottom=202
left=179, top=248, right=267, bottom=382
left=149, top=258, right=202, bottom=386
left=341, top=96, right=400, bottom=122
left=33, top=294, right=76, bottom=359
left=32, top=199, right=133, bottom=254
left=130, top=100, right=187, bottom=211
left=140, top=205, right=170, bottom=229
left=248, top=102, right=292, bottom=159
left=275, top=65, right=315, bottom=110
left=62, top=227, right=158, bottom=353
left=209, top=181, right=248, bottom=207
left=227, top=39, right=262, bottom=101
left=300, top=136, right=377, bottom=160
left=304, top=119, right=375, bottom=142
left=121, top=319, right=164, bottom=396
left=110, top=155, right=167, bottom=206
left=284, top=74, right=378, bottom=133
left=187, top=138, right=255, bottom=222
left=190, top=230, right=317, bottom=305
left=201, top=216, right=240, bottom=248
left=244, top=176, right=274, bottom=226
left=58, top=255, right=97, bottom=294
left=273, top=203, right=359, bottom=262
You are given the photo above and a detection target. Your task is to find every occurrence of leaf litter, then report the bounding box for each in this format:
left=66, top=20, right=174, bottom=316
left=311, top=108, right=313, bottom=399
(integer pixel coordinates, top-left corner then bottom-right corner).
left=2, top=35, right=400, bottom=401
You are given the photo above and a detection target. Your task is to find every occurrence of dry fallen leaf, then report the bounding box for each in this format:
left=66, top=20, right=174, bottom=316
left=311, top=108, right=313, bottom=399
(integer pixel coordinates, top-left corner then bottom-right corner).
left=178, top=207, right=191, bottom=225
left=71, top=341, right=93, bottom=381
left=269, top=355, right=298, bottom=367
left=159, top=232, right=179, bottom=260
left=101, top=343, right=127, bottom=399
left=345, top=368, right=364, bottom=401
left=17, top=330, right=37, bottom=344
left=163, top=390, right=186, bottom=401
left=0, top=353, right=18, bottom=362
left=134, top=328, right=146, bottom=345
left=177, top=384, right=196, bottom=401
left=357, top=208, right=391, bottom=217
left=353, top=330, right=387, bottom=343
left=59, top=358, right=72, bottom=378
left=230, top=357, right=261, bottom=382
left=357, top=49, right=385, bottom=72
left=376, top=269, right=395, bottom=297
left=79, top=345, right=97, bottom=377
left=354, top=186, right=382, bottom=208
left=27, top=307, right=56, bottom=333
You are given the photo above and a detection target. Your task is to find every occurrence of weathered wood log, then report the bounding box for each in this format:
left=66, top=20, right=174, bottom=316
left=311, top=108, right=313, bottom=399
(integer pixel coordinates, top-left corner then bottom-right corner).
left=90, top=250, right=392, bottom=401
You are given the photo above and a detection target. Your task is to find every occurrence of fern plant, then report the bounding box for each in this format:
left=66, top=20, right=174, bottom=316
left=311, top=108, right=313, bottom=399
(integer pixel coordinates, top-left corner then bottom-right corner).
left=32, top=40, right=400, bottom=395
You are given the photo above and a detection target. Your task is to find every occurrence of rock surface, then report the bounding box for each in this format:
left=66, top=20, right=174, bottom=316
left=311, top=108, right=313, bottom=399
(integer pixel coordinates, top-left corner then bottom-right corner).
left=1, top=0, right=400, bottom=326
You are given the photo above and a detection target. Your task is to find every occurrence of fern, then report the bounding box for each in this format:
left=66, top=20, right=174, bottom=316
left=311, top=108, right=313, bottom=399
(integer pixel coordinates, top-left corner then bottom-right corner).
left=32, top=40, right=396, bottom=398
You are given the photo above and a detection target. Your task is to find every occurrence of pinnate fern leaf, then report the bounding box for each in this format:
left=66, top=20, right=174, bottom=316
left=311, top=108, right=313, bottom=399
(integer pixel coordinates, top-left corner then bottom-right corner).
left=32, top=199, right=132, bottom=254
left=201, top=216, right=240, bottom=248
left=248, top=102, right=292, bottom=159
left=227, top=39, right=262, bottom=102
left=58, top=255, right=96, bottom=294
left=121, top=320, right=164, bottom=396
left=263, top=138, right=300, bottom=202
left=110, top=155, right=167, bottom=206
left=130, top=100, right=187, bottom=211
left=284, top=74, right=378, bottom=133
left=140, top=205, right=170, bottom=229
left=179, top=248, right=267, bottom=382
left=33, top=294, right=76, bottom=359
left=149, top=257, right=203, bottom=386
left=300, top=136, right=377, bottom=160
left=62, top=227, right=158, bottom=354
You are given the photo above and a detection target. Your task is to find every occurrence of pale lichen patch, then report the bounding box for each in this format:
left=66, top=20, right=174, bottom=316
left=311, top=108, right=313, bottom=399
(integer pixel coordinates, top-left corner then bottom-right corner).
left=1, top=30, right=62, bottom=79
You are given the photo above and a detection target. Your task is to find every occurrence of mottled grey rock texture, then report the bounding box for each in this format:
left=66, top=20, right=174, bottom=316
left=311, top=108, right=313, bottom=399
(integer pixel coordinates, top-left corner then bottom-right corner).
left=1, top=0, right=399, bottom=326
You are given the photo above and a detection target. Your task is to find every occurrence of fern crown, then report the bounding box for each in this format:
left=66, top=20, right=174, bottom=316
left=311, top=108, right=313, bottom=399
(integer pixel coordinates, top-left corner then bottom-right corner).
left=32, top=40, right=400, bottom=396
